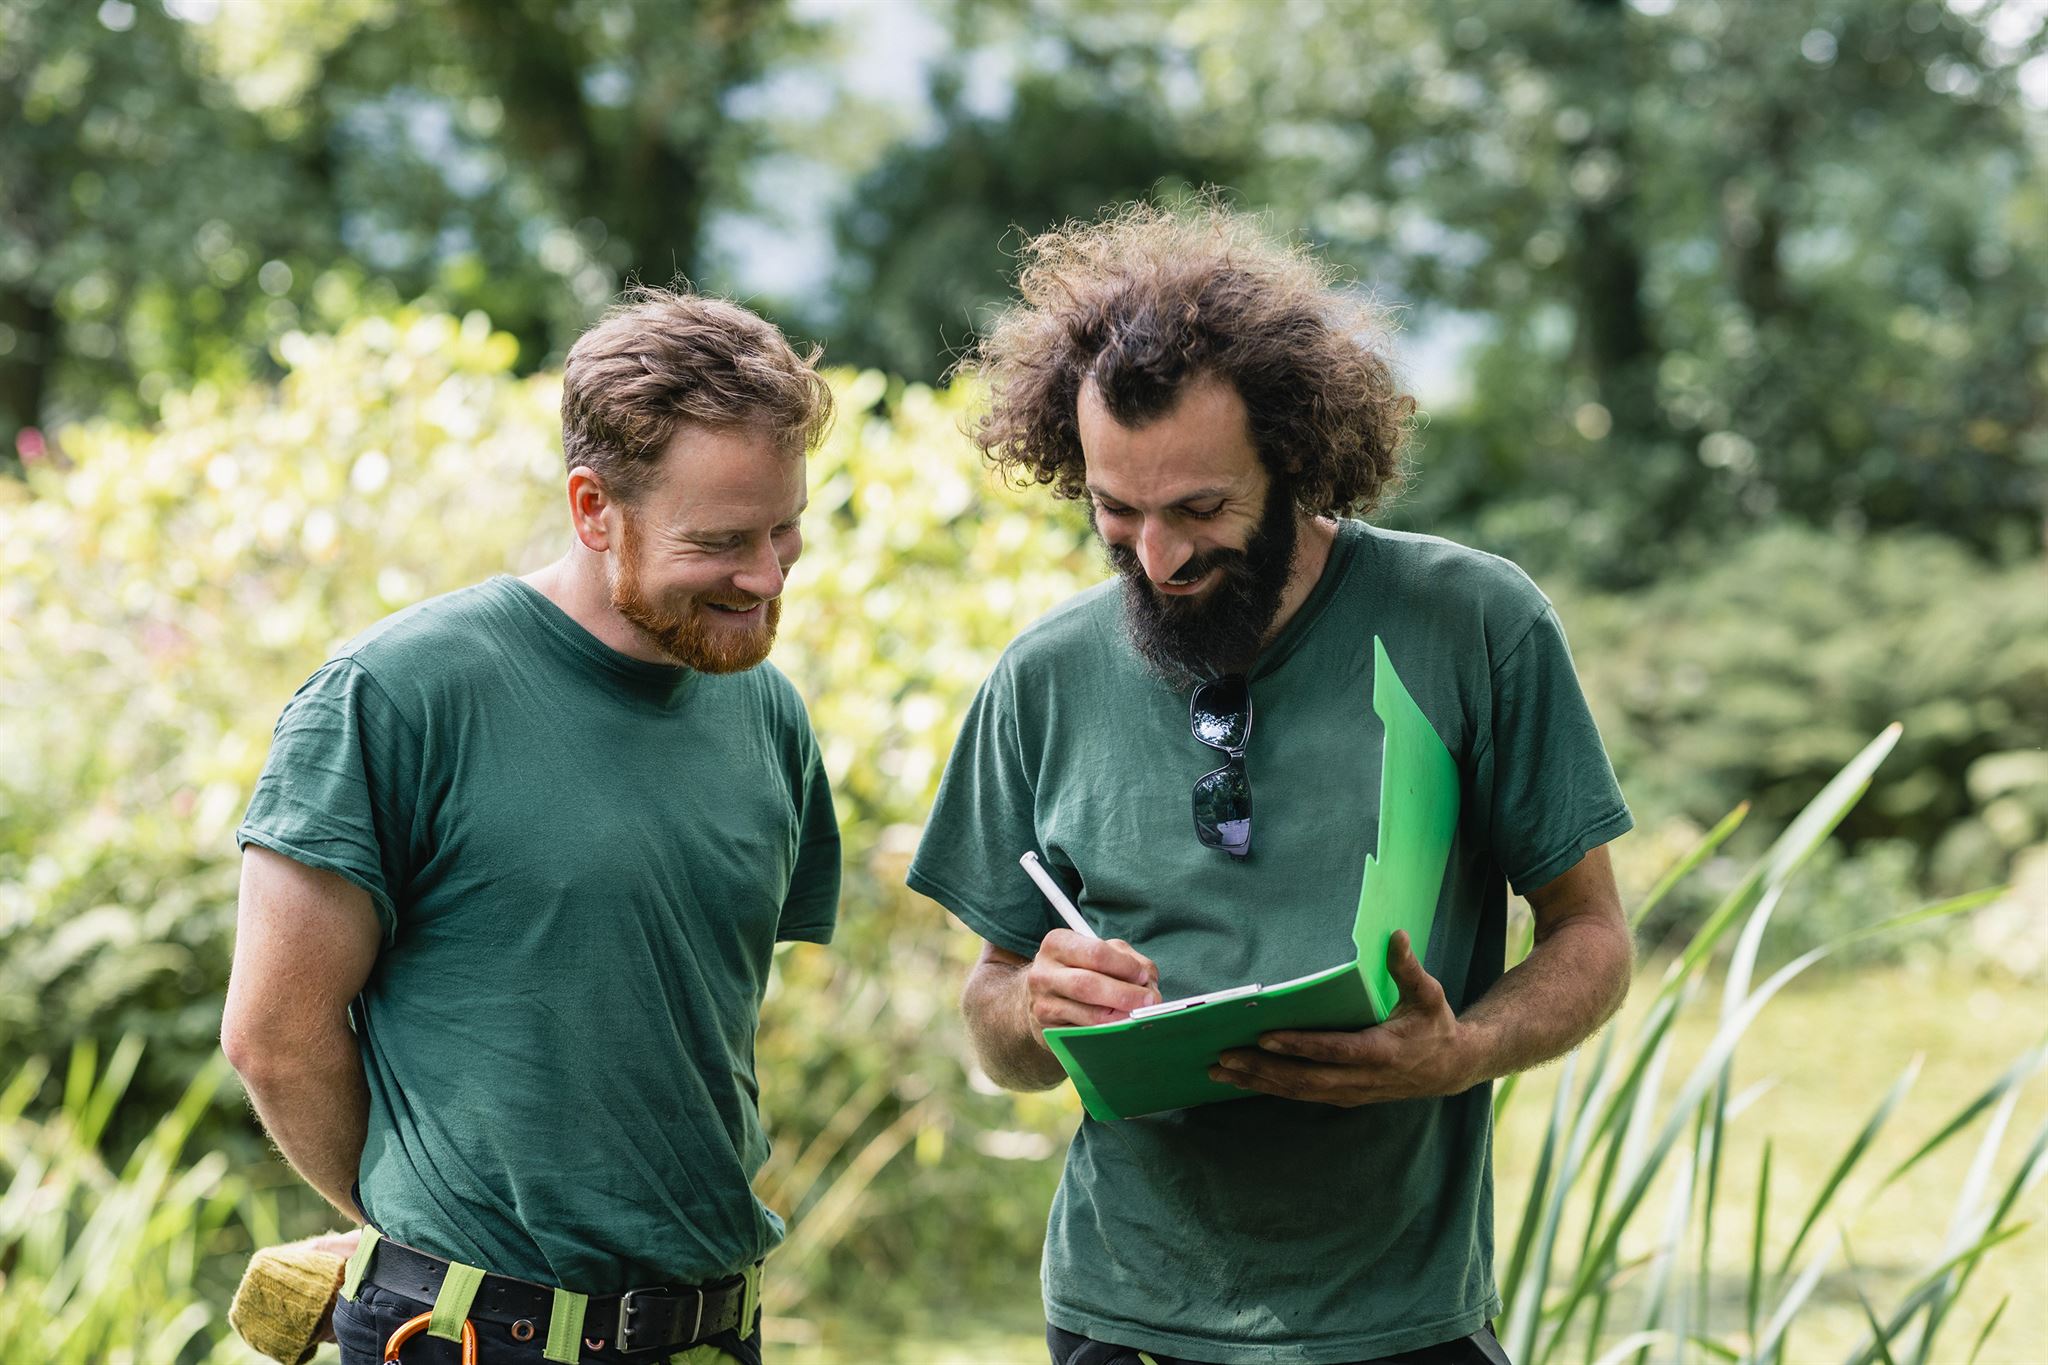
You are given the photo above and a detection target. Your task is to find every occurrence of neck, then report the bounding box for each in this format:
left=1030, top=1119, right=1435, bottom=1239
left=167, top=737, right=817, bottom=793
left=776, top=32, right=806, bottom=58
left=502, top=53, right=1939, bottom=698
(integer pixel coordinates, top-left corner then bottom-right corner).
left=523, top=542, right=673, bottom=664
left=1260, top=513, right=1339, bottom=649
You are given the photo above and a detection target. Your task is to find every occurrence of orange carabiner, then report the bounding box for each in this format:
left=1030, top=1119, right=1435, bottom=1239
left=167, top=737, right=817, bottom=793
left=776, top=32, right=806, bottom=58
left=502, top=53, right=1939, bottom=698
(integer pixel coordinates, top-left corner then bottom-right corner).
left=383, top=1310, right=478, bottom=1363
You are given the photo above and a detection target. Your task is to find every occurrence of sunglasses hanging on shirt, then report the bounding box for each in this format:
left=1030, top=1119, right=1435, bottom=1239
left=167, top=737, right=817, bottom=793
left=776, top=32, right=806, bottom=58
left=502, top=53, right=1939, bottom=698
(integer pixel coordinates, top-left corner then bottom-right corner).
left=1189, top=674, right=1252, bottom=858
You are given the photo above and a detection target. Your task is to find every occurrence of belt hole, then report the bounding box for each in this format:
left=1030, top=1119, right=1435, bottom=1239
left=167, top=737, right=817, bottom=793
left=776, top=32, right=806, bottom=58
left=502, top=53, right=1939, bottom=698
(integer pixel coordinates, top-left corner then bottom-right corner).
left=510, top=1319, right=535, bottom=1342
left=585, top=1339, right=607, bottom=1352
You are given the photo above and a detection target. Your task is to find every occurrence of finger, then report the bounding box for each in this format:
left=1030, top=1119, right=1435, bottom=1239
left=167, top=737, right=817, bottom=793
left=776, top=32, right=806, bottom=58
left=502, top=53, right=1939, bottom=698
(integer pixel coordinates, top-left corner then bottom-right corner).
left=1253, top=1029, right=1375, bottom=1062
left=1042, top=930, right=1156, bottom=987
left=1106, top=938, right=1160, bottom=989
left=1209, top=1056, right=1319, bottom=1100
left=1032, top=963, right=1159, bottom=1019
left=1388, top=930, right=1449, bottom=1015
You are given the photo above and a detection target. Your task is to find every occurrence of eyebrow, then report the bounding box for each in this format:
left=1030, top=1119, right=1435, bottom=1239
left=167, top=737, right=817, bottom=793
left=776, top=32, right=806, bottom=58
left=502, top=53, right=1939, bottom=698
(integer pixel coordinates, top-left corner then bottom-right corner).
left=682, top=498, right=810, bottom=541
left=1084, top=485, right=1232, bottom=508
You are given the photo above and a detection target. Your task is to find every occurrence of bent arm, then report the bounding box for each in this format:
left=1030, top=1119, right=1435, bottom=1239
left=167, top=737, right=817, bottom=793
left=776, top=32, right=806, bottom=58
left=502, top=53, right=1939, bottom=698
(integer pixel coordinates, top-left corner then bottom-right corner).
left=962, top=944, right=1068, bottom=1092
left=960, top=932, right=1162, bottom=1093
left=1458, top=843, right=1633, bottom=1083
left=221, top=844, right=383, bottom=1223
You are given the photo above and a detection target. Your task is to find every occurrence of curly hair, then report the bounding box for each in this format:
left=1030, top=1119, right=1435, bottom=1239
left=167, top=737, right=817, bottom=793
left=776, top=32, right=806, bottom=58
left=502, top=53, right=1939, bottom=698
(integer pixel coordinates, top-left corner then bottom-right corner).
left=964, top=202, right=1414, bottom=518
left=561, top=285, right=833, bottom=503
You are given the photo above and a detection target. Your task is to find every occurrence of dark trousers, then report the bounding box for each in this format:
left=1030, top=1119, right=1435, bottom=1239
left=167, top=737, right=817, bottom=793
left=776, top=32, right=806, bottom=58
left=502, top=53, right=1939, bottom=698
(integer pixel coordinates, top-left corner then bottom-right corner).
left=1048, top=1321, right=1512, bottom=1365
left=334, top=1281, right=763, bottom=1365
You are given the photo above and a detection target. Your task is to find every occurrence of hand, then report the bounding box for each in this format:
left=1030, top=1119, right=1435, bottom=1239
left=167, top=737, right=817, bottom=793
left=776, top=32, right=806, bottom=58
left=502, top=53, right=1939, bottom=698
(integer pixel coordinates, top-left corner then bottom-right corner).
left=307, top=1229, right=362, bottom=1344
left=1209, top=930, right=1483, bottom=1106
left=1024, top=929, right=1161, bottom=1038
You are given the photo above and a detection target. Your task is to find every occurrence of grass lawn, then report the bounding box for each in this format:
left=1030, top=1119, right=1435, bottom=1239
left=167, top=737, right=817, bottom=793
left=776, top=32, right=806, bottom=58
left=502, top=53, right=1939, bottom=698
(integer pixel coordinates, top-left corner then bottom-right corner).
left=777, top=959, right=2048, bottom=1364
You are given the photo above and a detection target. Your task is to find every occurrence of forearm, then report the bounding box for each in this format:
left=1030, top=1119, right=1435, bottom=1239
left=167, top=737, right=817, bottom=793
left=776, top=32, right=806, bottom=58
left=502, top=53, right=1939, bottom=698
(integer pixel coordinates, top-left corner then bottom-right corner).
left=1458, top=913, right=1633, bottom=1085
left=232, top=1028, right=371, bottom=1224
left=961, top=960, right=1068, bottom=1092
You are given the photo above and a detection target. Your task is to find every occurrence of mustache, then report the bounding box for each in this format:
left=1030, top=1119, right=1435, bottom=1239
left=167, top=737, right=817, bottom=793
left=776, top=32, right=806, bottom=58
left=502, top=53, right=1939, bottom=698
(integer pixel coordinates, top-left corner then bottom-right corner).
left=1104, top=541, right=1245, bottom=587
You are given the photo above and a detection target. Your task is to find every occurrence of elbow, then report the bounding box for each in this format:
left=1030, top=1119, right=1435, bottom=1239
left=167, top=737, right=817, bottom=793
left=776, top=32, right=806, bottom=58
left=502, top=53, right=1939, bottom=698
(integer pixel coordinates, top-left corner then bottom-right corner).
left=221, top=1004, right=325, bottom=1087
left=1605, top=923, right=1635, bottom=1018
left=219, top=1008, right=277, bottom=1084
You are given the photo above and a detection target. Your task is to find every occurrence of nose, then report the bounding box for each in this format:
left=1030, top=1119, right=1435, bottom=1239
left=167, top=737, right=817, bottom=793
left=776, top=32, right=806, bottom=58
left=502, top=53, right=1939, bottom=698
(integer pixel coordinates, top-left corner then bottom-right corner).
left=731, top=536, right=788, bottom=601
left=1136, top=517, right=1191, bottom=584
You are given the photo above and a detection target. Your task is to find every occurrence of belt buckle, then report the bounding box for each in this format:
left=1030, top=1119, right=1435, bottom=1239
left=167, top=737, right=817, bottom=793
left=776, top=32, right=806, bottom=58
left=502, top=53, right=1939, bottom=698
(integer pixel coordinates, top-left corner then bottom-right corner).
left=616, top=1286, right=702, bottom=1353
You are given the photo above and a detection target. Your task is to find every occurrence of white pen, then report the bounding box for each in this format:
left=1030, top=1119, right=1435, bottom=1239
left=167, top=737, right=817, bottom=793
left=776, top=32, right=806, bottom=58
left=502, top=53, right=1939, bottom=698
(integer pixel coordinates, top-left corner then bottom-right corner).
left=1019, top=851, right=1100, bottom=939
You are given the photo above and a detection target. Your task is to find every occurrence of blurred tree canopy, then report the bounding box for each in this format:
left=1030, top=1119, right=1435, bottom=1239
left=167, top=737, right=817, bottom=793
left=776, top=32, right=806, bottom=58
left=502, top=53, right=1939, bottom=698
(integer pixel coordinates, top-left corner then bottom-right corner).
left=8, top=0, right=2045, bottom=572
left=1, top=0, right=819, bottom=454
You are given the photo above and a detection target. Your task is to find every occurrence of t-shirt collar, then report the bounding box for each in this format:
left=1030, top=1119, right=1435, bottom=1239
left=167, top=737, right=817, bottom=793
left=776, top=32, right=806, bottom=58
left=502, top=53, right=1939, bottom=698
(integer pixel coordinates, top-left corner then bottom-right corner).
left=492, top=575, right=698, bottom=706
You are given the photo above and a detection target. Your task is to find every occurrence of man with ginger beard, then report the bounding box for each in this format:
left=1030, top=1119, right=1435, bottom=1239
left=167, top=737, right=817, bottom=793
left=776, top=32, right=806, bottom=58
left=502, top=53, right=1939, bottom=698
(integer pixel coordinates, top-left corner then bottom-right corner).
left=223, top=288, right=839, bottom=1365
left=910, top=206, right=1635, bottom=1364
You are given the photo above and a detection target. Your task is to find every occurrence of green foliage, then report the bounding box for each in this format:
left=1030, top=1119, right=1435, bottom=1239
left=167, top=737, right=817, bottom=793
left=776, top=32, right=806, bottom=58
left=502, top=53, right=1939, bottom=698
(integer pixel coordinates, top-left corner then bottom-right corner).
left=0, top=0, right=820, bottom=453
left=1555, top=527, right=2048, bottom=948
left=0, top=1042, right=266, bottom=1363
left=815, top=73, right=1242, bottom=382
left=0, top=310, right=562, bottom=1126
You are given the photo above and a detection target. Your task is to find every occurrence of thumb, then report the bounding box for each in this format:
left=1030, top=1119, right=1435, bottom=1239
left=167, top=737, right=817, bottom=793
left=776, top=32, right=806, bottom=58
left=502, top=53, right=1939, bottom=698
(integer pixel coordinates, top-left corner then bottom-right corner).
left=1388, top=931, right=1444, bottom=1011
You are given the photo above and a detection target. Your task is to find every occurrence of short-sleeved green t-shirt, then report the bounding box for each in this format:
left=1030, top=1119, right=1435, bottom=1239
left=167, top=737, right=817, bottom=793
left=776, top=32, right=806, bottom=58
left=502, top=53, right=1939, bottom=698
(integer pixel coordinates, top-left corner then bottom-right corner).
left=908, top=521, right=1632, bottom=1364
left=238, top=575, right=840, bottom=1292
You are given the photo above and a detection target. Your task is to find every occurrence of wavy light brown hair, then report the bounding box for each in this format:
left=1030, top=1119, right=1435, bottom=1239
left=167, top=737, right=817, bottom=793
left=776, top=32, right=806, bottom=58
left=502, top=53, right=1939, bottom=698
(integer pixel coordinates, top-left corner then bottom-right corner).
left=965, top=203, right=1414, bottom=517
left=561, top=286, right=833, bottom=503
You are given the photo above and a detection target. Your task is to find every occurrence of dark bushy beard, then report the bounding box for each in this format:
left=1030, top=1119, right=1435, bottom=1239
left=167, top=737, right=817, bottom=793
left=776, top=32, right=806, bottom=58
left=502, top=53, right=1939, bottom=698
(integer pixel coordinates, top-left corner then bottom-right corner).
left=611, top=512, right=781, bottom=674
left=1101, top=477, right=1300, bottom=689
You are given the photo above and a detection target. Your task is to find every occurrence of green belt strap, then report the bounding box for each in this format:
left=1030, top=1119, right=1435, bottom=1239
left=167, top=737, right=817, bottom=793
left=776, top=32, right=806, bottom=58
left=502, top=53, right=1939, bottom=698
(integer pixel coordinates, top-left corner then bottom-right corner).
left=543, top=1287, right=589, bottom=1365
left=741, top=1262, right=761, bottom=1337
left=429, top=1260, right=486, bottom=1342
left=339, top=1226, right=382, bottom=1301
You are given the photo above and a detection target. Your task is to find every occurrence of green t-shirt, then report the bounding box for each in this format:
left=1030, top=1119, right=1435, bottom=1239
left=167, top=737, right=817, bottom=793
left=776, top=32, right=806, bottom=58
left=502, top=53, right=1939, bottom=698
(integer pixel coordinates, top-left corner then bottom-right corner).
left=908, top=521, right=1632, bottom=1364
left=238, top=576, right=840, bottom=1292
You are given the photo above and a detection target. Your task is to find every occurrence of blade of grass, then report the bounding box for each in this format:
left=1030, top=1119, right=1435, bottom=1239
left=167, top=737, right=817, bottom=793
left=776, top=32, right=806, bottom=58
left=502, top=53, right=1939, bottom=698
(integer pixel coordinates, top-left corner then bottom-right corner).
left=1553, top=947, right=1829, bottom=1341
left=1631, top=802, right=1750, bottom=931
left=1501, top=1049, right=1580, bottom=1333
left=1749, top=1228, right=1836, bottom=1365
left=1878, top=1038, right=2045, bottom=1194
left=1839, top=1222, right=2031, bottom=1365
left=1746, top=1139, right=1771, bottom=1349
left=1775, top=1054, right=1923, bottom=1282
left=1963, top=1296, right=2008, bottom=1365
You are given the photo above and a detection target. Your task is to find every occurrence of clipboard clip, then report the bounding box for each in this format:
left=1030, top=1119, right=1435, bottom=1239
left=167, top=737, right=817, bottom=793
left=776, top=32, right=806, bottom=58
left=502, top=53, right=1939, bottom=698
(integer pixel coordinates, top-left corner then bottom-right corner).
left=1128, top=981, right=1264, bottom=1020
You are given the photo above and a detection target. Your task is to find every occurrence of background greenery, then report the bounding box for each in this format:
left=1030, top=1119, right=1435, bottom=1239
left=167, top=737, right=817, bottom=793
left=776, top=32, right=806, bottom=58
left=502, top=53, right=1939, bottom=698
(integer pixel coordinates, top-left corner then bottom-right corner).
left=3, top=0, right=2046, bottom=1360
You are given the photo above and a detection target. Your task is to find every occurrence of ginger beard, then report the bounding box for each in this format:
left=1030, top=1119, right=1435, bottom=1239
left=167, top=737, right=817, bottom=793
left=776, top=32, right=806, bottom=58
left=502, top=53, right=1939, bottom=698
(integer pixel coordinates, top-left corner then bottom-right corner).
left=609, top=510, right=781, bottom=674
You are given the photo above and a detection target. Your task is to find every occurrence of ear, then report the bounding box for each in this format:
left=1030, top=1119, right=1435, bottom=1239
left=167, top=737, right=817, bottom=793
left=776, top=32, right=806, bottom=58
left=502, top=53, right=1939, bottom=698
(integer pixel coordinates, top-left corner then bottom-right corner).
left=567, top=467, right=617, bottom=553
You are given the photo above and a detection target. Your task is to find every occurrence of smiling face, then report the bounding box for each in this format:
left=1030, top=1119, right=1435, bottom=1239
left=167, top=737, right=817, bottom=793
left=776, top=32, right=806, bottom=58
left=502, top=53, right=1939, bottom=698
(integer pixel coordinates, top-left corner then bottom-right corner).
left=603, top=423, right=807, bottom=673
left=1078, top=373, right=1300, bottom=685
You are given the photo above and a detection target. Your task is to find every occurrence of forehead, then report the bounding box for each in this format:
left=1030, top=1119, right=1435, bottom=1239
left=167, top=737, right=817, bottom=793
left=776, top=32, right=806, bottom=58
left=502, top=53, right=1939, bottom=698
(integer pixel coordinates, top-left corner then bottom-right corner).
left=1077, top=374, right=1262, bottom=501
left=640, top=423, right=804, bottom=525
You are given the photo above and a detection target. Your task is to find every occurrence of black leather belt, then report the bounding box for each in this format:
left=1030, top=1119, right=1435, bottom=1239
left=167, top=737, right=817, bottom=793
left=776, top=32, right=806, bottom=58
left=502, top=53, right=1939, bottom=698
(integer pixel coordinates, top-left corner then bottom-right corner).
left=363, top=1237, right=748, bottom=1355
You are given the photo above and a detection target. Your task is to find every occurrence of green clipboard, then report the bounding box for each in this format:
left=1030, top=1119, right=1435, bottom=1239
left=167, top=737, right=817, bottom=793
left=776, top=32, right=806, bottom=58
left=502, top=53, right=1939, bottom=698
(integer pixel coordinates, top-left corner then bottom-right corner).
left=1041, top=636, right=1460, bottom=1122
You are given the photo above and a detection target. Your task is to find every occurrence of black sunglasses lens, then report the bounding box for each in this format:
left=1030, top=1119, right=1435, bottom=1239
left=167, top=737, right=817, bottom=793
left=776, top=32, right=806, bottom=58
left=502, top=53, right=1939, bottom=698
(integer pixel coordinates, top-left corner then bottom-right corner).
left=1191, top=676, right=1251, bottom=752
left=1192, top=760, right=1252, bottom=857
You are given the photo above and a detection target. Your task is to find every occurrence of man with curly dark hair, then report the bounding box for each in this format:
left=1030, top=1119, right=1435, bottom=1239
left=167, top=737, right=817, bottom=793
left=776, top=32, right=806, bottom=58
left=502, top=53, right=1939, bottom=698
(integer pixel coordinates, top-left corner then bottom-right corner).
left=909, top=205, right=1635, bottom=1365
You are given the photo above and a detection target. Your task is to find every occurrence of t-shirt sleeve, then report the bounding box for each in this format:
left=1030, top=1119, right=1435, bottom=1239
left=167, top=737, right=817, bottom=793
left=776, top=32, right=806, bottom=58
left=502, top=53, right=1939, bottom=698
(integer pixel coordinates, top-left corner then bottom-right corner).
left=1478, top=606, right=1634, bottom=896
left=777, top=735, right=841, bottom=944
left=236, top=658, right=420, bottom=943
left=906, top=663, right=1057, bottom=960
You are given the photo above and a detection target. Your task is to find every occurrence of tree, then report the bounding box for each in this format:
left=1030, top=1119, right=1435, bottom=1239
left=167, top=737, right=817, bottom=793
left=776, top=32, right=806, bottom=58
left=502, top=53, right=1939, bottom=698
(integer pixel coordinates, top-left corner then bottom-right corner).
left=0, top=0, right=819, bottom=466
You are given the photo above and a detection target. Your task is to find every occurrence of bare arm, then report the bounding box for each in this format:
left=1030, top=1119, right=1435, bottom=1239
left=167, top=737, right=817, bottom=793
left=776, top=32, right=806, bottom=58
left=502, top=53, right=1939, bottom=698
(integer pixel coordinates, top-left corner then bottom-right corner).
left=960, top=932, right=1162, bottom=1092
left=221, top=845, right=382, bottom=1223
left=1460, top=844, right=1633, bottom=1078
left=1214, top=844, right=1632, bottom=1105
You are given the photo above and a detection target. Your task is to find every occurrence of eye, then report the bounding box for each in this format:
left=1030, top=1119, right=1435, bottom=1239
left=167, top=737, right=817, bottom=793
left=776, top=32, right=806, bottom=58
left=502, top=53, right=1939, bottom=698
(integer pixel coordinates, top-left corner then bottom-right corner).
left=1093, top=497, right=1135, bottom=519
left=1180, top=503, right=1225, bottom=521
